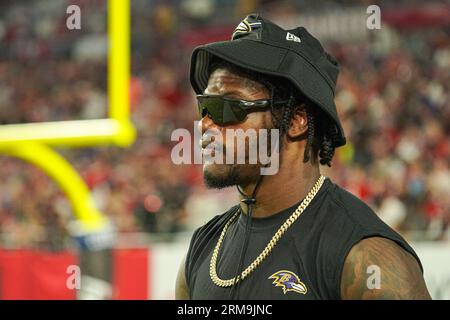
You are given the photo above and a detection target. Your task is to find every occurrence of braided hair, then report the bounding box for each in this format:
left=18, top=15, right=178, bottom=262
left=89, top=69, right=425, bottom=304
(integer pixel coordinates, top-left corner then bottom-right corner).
left=208, top=58, right=338, bottom=166
left=270, top=88, right=337, bottom=166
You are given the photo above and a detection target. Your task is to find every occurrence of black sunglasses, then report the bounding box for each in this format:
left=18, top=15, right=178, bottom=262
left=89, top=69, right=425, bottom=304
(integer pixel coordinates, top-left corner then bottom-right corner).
left=197, top=94, right=288, bottom=126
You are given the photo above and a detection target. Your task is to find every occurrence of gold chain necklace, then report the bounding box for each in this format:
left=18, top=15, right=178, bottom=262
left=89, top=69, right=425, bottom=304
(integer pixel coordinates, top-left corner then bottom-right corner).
left=210, top=175, right=326, bottom=287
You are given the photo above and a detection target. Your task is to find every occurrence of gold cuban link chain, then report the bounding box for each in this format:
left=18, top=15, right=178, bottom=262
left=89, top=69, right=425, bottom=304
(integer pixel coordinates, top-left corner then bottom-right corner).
left=209, top=175, right=326, bottom=287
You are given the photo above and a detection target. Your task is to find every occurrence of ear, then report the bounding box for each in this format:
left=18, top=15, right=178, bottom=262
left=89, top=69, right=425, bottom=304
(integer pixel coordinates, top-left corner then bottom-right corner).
left=287, top=108, right=308, bottom=139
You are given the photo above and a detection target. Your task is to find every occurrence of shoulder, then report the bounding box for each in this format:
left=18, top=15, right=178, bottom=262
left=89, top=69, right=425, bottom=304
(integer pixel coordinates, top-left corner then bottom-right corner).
left=184, top=205, right=239, bottom=288
left=325, top=180, right=382, bottom=228
left=187, top=204, right=239, bottom=258
left=175, top=255, right=189, bottom=300
left=319, top=179, right=412, bottom=246
left=303, top=179, right=424, bottom=298
left=340, top=236, right=431, bottom=299
left=189, top=205, right=239, bottom=246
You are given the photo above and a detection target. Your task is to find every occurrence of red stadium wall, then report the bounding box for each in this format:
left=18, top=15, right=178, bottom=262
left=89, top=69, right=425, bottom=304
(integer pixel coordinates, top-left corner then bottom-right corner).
left=0, top=249, right=78, bottom=300
left=112, top=248, right=149, bottom=300
left=0, top=248, right=150, bottom=300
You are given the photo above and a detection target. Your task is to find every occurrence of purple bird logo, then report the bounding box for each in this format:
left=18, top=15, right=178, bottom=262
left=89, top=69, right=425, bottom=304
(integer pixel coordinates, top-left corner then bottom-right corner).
left=268, top=270, right=308, bottom=295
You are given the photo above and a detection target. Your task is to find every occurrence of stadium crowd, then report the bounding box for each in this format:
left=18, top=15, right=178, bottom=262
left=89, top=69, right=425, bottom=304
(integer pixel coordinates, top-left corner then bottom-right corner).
left=0, top=0, right=448, bottom=250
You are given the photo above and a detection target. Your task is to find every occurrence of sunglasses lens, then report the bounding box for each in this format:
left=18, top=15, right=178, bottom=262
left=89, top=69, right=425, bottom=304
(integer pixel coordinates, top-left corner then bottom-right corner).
left=197, top=96, right=246, bottom=125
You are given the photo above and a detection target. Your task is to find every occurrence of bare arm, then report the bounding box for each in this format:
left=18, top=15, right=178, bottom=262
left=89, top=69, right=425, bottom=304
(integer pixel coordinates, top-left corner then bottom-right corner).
left=175, top=255, right=190, bottom=300
left=340, top=237, right=431, bottom=300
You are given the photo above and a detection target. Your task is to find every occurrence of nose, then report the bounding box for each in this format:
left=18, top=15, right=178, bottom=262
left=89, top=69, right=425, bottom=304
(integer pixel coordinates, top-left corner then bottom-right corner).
left=198, top=115, right=216, bottom=136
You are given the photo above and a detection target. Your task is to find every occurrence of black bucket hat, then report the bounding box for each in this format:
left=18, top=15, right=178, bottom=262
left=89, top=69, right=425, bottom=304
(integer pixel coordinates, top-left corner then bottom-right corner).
left=190, top=13, right=346, bottom=147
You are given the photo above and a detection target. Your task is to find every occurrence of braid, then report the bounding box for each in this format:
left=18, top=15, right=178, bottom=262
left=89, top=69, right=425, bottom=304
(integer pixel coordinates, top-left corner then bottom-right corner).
left=318, top=126, right=338, bottom=166
left=303, top=112, right=315, bottom=163
left=300, top=105, right=338, bottom=166
left=280, top=101, right=294, bottom=136
left=319, top=135, right=334, bottom=166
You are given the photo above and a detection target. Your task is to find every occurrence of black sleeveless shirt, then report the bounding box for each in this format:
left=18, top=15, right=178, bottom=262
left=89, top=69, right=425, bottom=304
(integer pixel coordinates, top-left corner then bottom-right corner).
left=185, top=178, right=422, bottom=300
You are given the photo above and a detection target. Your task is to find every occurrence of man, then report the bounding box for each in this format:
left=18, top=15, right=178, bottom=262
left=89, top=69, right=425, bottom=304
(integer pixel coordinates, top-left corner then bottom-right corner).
left=176, top=14, right=430, bottom=300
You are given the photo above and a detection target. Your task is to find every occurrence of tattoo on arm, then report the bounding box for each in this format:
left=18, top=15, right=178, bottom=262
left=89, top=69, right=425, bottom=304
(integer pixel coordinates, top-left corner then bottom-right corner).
left=340, top=237, right=431, bottom=300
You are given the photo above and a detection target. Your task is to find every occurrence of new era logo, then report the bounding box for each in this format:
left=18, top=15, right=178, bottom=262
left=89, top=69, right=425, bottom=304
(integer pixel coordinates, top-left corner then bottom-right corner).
left=286, top=32, right=301, bottom=43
